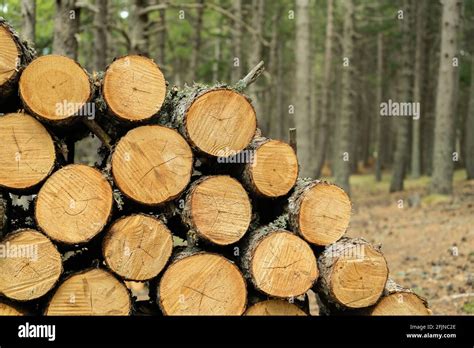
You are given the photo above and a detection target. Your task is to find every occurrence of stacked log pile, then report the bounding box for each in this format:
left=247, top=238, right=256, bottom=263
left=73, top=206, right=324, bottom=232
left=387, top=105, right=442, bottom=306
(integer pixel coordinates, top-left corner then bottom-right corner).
left=0, top=18, right=431, bottom=316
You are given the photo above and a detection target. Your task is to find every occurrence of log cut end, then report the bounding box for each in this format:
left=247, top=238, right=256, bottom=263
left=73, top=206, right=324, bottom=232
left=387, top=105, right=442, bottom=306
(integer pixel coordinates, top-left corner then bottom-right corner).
left=0, top=113, right=56, bottom=190
left=0, top=301, right=24, bottom=315
left=185, top=89, right=256, bottom=157
left=103, top=55, right=166, bottom=122
left=248, top=140, right=298, bottom=197
left=35, top=164, right=113, bottom=244
left=186, top=176, right=251, bottom=245
left=371, top=293, right=432, bottom=315
left=158, top=253, right=247, bottom=315
left=0, top=229, right=62, bottom=301
left=19, top=55, right=91, bottom=123
left=298, top=182, right=351, bottom=245
left=245, top=299, right=307, bottom=316
left=45, top=268, right=131, bottom=316
left=112, top=125, right=193, bottom=206
left=0, top=24, right=19, bottom=88
left=250, top=231, right=318, bottom=298
left=103, top=214, right=173, bottom=281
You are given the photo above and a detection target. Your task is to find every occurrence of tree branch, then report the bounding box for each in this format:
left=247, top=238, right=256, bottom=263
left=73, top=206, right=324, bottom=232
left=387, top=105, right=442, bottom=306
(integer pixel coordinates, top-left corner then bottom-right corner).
left=233, top=60, right=265, bottom=92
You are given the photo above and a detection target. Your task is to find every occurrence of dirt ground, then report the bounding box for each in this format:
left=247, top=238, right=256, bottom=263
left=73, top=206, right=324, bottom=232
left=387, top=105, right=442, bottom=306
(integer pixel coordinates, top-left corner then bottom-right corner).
left=346, top=170, right=474, bottom=315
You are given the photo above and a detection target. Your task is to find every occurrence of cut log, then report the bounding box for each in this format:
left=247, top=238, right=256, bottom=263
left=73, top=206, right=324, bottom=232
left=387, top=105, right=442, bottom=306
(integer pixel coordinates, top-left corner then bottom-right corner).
left=317, top=237, right=389, bottom=310
left=182, top=175, right=252, bottom=245
left=165, top=86, right=257, bottom=157
left=241, top=218, right=318, bottom=298
left=241, top=137, right=298, bottom=198
left=245, top=299, right=307, bottom=316
left=0, top=113, right=56, bottom=191
left=102, top=55, right=166, bottom=122
left=370, top=279, right=432, bottom=315
left=35, top=164, right=113, bottom=244
left=45, top=268, right=131, bottom=315
left=0, top=229, right=62, bottom=301
left=103, top=214, right=173, bottom=281
left=111, top=125, right=193, bottom=206
left=19, top=55, right=92, bottom=124
left=158, top=251, right=247, bottom=315
left=288, top=179, right=351, bottom=246
left=0, top=300, right=24, bottom=315
left=0, top=17, right=36, bottom=104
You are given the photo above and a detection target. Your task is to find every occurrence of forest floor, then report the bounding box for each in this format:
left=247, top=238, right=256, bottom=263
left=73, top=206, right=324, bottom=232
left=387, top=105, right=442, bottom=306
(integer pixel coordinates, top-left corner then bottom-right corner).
left=344, top=169, right=474, bottom=315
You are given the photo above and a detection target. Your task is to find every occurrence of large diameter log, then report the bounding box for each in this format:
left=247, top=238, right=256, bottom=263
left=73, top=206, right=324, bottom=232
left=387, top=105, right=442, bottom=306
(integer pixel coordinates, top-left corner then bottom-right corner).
left=102, top=55, right=166, bottom=122
left=45, top=268, right=131, bottom=315
left=0, top=229, right=62, bottom=301
left=242, top=220, right=318, bottom=298
left=370, top=279, right=432, bottom=315
left=103, top=214, right=173, bottom=281
left=165, top=86, right=257, bottom=157
left=35, top=164, right=113, bottom=244
left=241, top=137, right=299, bottom=198
left=182, top=175, right=252, bottom=245
left=317, top=237, right=389, bottom=310
left=0, top=113, right=56, bottom=191
left=244, top=299, right=307, bottom=316
left=0, top=17, right=36, bottom=104
left=158, top=252, right=247, bottom=315
left=111, top=125, right=193, bottom=206
left=288, top=179, right=351, bottom=246
left=19, top=55, right=92, bottom=124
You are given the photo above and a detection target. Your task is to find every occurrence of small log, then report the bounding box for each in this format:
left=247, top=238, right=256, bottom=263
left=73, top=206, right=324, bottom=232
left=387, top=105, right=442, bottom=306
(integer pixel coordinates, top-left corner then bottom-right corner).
left=0, top=229, right=62, bottom=301
left=241, top=137, right=299, bottom=198
left=370, top=279, right=432, bottom=315
left=35, top=164, right=113, bottom=244
left=163, top=85, right=257, bottom=158
left=182, top=175, right=252, bottom=245
left=102, top=55, right=166, bottom=122
left=241, top=216, right=318, bottom=298
left=157, top=250, right=247, bottom=315
left=0, top=17, right=36, bottom=105
left=19, top=55, right=93, bottom=125
left=0, top=113, right=56, bottom=191
left=316, top=237, right=389, bottom=310
left=111, top=125, right=193, bottom=206
left=45, top=268, right=131, bottom=315
left=103, top=214, right=173, bottom=281
left=288, top=179, right=351, bottom=246
left=244, top=299, right=307, bottom=316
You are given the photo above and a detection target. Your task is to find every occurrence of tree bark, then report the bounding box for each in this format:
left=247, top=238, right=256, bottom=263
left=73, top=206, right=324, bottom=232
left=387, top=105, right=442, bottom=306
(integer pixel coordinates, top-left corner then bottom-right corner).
left=430, top=0, right=462, bottom=194
left=466, top=52, right=474, bottom=179
left=93, top=0, right=108, bottom=71
left=295, top=0, right=312, bottom=178
left=390, top=0, right=412, bottom=193
left=314, top=0, right=333, bottom=178
left=333, top=0, right=355, bottom=194
left=21, top=0, right=36, bottom=43
left=53, top=0, right=80, bottom=60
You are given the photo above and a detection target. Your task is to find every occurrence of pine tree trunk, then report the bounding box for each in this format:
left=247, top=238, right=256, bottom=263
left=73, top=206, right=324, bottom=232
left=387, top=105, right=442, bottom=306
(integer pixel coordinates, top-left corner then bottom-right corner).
left=53, top=0, right=80, bottom=60
left=93, top=0, right=108, bottom=71
left=130, top=0, right=149, bottom=55
left=189, top=0, right=204, bottom=82
left=430, top=0, right=462, bottom=194
left=466, top=54, right=474, bottom=179
left=333, top=0, right=355, bottom=194
left=295, top=0, right=312, bottom=178
left=21, top=0, right=36, bottom=43
left=390, top=0, right=412, bottom=193
left=230, top=0, right=243, bottom=83
left=375, top=33, right=384, bottom=181
left=314, top=0, right=333, bottom=178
